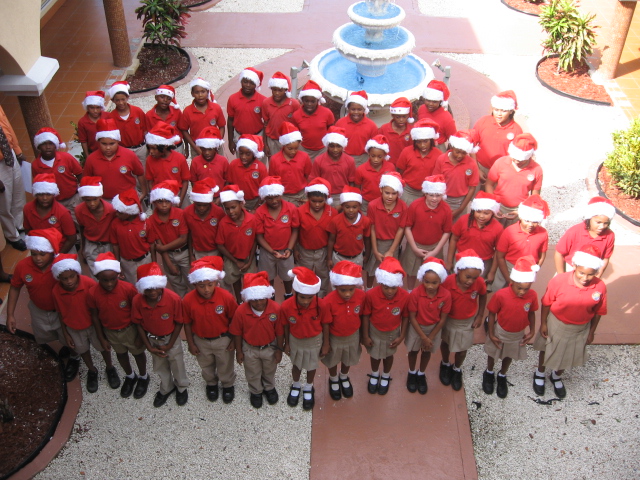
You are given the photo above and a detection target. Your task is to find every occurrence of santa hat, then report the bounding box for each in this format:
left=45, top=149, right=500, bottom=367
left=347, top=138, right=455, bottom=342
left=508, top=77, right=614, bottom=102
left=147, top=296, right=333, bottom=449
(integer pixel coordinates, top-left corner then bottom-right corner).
left=155, top=84, right=180, bottom=109
left=82, top=90, right=105, bottom=110
left=379, top=172, right=404, bottom=197
left=241, top=67, right=263, bottom=89
left=188, top=255, right=225, bottom=284
left=236, top=134, right=265, bottom=159
left=92, top=252, right=121, bottom=275
left=508, top=133, right=537, bottom=161
left=258, top=176, right=285, bottom=199
left=190, top=177, right=219, bottom=203
left=454, top=249, right=484, bottom=273
left=189, top=77, right=215, bottom=101
left=278, top=121, right=302, bottom=146
left=330, top=261, right=363, bottom=287
left=411, top=118, right=440, bottom=141
left=112, top=188, right=146, bottom=220
left=424, top=80, right=450, bottom=109
left=375, top=257, right=405, bottom=287
left=571, top=244, right=603, bottom=271
left=322, top=126, right=348, bottom=148
left=417, top=257, right=448, bottom=283
left=470, top=191, right=500, bottom=215
left=145, top=121, right=181, bottom=146
left=268, top=71, right=291, bottom=97
left=491, top=90, right=518, bottom=111
left=78, top=176, right=104, bottom=198
left=299, top=80, right=326, bottom=104
left=509, top=255, right=539, bottom=283
left=305, top=177, right=332, bottom=205
left=340, top=186, right=362, bottom=205
left=241, top=271, right=275, bottom=301
left=95, top=118, right=121, bottom=142
left=365, top=134, right=390, bottom=160
left=108, top=81, right=130, bottom=99
left=25, top=228, right=63, bottom=254
left=195, top=126, right=224, bottom=150
left=289, top=266, right=322, bottom=295
left=389, top=97, right=414, bottom=123
left=219, top=185, right=245, bottom=204
left=150, top=180, right=181, bottom=205
left=518, top=194, right=549, bottom=223
left=135, top=262, right=167, bottom=294
left=449, top=129, right=480, bottom=154
left=52, top=253, right=82, bottom=279
left=584, top=197, right=615, bottom=220
left=346, top=90, right=369, bottom=114
left=34, top=127, right=66, bottom=150
left=422, top=174, right=447, bottom=195
left=32, top=173, right=60, bottom=196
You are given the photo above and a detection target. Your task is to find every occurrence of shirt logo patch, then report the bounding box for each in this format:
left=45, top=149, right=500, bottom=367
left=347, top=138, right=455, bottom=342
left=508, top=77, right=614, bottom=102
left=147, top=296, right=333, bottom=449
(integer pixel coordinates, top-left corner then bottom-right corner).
left=119, top=166, right=128, bottom=174
left=356, top=234, right=363, bottom=241
left=506, top=133, right=515, bottom=140
left=404, top=134, right=410, bottom=141
left=524, top=302, right=531, bottom=312
left=215, top=305, right=224, bottom=314
left=139, top=230, right=147, bottom=237
left=288, top=315, right=297, bottom=324
left=354, top=305, right=361, bottom=314
left=269, top=313, right=277, bottom=322
left=161, top=313, right=170, bottom=320
left=48, top=216, right=58, bottom=225
left=465, top=169, right=472, bottom=176
left=254, top=106, right=261, bottom=114
left=58, top=166, right=66, bottom=173
left=392, top=212, right=400, bottom=218
left=592, top=292, right=601, bottom=302
left=251, top=171, right=260, bottom=179
left=210, top=218, right=218, bottom=226
left=438, top=301, right=445, bottom=309
left=25, top=274, right=33, bottom=283
left=119, top=300, right=128, bottom=308
left=171, top=219, right=180, bottom=227
left=210, top=119, right=217, bottom=126
left=135, top=117, right=141, bottom=124
left=170, top=121, right=176, bottom=126
left=171, top=167, right=179, bottom=174
left=245, top=228, right=253, bottom=236
left=391, top=307, right=400, bottom=316
left=287, top=113, right=293, bottom=118
left=471, top=291, right=478, bottom=299
left=281, top=215, right=289, bottom=224
left=527, top=174, right=535, bottom=182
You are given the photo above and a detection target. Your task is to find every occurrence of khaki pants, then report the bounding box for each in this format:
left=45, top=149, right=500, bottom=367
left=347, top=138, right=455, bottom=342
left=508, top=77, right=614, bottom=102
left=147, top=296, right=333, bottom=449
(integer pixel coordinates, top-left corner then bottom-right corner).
left=297, top=245, right=330, bottom=296
left=299, top=145, right=325, bottom=161
left=265, top=136, right=282, bottom=159
left=353, top=153, right=369, bottom=168
left=194, top=249, right=219, bottom=260
left=83, top=241, right=113, bottom=279
left=164, top=248, right=191, bottom=297
left=67, top=325, right=103, bottom=355
left=333, top=250, right=364, bottom=268
left=121, top=253, right=151, bottom=285
left=242, top=340, right=278, bottom=395
left=28, top=301, right=66, bottom=346
left=258, top=248, right=295, bottom=282
left=498, top=204, right=519, bottom=228
left=282, top=190, right=306, bottom=207
left=193, top=335, right=236, bottom=388
left=104, top=324, right=145, bottom=355
left=0, top=157, right=25, bottom=241
left=402, top=185, right=423, bottom=207
left=59, top=193, right=81, bottom=226
left=148, top=336, right=190, bottom=395
left=223, top=255, right=257, bottom=287
left=127, top=144, right=148, bottom=171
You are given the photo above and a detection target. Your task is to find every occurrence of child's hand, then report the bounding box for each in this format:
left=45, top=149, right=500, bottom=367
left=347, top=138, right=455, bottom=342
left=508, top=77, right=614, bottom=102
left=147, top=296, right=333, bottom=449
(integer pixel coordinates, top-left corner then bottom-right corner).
left=326, top=258, right=334, bottom=270
left=118, top=272, right=126, bottom=281
left=490, top=335, right=502, bottom=349
left=149, top=346, right=167, bottom=357
left=281, top=249, right=292, bottom=260
left=6, top=315, right=16, bottom=334
left=274, top=349, right=282, bottom=364
left=155, top=241, right=166, bottom=253
left=272, top=251, right=284, bottom=260
left=444, top=259, right=453, bottom=273
left=64, top=333, right=75, bottom=350
left=236, top=351, right=244, bottom=365
left=293, top=249, right=301, bottom=263
left=472, top=315, right=483, bottom=329
left=420, top=336, right=433, bottom=351
left=188, top=343, right=200, bottom=356
left=520, top=330, right=534, bottom=346
left=189, top=254, right=196, bottom=265
left=225, top=339, right=235, bottom=351
left=78, top=249, right=86, bottom=264
left=239, top=260, right=251, bottom=273
left=100, top=339, right=112, bottom=352
left=194, top=146, right=202, bottom=156
left=320, top=343, right=331, bottom=358
left=539, top=322, right=548, bottom=339
left=452, top=208, right=464, bottom=219
left=374, top=251, right=384, bottom=263
left=284, top=344, right=291, bottom=356
left=362, top=336, right=374, bottom=348
left=264, top=143, right=271, bottom=157
left=166, top=262, right=180, bottom=277
left=587, top=331, right=595, bottom=345
left=485, top=271, right=495, bottom=285
left=389, top=336, right=404, bottom=349
left=413, top=247, right=428, bottom=258
left=229, top=141, right=236, bottom=155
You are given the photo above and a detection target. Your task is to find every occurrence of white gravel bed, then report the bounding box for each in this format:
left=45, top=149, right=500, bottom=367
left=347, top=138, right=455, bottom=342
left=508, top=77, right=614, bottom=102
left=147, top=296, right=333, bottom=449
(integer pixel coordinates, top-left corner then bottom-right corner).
left=205, top=0, right=304, bottom=13
left=462, top=344, right=640, bottom=480
left=36, top=342, right=311, bottom=480
left=418, top=0, right=504, bottom=17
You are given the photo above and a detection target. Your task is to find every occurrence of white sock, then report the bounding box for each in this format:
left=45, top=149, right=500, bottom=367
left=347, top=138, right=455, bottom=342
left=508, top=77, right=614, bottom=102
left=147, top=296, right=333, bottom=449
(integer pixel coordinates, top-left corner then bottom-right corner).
left=380, top=374, right=390, bottom=387
left=139, top=373, right=148, bottom=380
left=536, top=368, right=545, bottom=376
left=70, top=355, right=80, bottom=360
left=408, top=369, right=417, bottom=374
left=442, top=362, right=450, bottom=367
left=551, top=371, right=563, bottom=388
left=534, top=370, right=545, bottom=386
left=330, top=376, right=340, bottom=390
left=486, top=370, right=494, bottom=375
left=369, top=372, right=379, bottom=385
left=497, top=373, right=506, bottom=378
left=126, top=372, right=136, bottom=379
left=452, top=366, right=461, bottom=372
left=339, top=373, right=349, bottom=380
left=302, top=383, right=313, bottom=400
left=417, top=371, right=425, bottom=376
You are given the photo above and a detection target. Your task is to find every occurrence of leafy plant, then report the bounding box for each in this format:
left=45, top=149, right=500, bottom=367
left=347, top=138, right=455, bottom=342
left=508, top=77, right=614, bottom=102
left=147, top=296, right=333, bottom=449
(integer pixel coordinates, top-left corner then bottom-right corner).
left=135, top=0, right=191, bottom=65
left=69, top=121, right=87, bottom=168
left=539, top=0, right=597, bottom=72
left=604, top=118, right=640, bottom=198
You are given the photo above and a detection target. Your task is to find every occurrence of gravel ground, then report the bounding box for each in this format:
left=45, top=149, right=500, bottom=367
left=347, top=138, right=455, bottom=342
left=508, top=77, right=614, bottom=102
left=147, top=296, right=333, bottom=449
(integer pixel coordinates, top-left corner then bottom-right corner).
left=418, top=0, right=500, bottom=17
left=205, top=0, right=304, bottom=13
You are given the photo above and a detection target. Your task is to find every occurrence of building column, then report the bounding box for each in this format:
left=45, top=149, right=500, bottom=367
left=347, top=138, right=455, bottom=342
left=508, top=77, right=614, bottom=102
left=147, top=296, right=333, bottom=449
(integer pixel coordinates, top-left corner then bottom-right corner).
left=17, top=94, right=53, bottom=156
left=102, top=0, right=132, bottom=68
left=599, top=1, right=637, bottom=80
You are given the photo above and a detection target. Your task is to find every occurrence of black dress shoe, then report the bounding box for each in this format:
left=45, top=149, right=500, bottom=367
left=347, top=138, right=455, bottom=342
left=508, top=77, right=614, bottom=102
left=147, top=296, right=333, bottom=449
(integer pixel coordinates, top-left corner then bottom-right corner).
left=120, top=375, right=137, bottom=398
left=287, top=385, right=301, bottom=407
left=153, top=388, right=175, bottom=408
left=439, top=362, right=453, bottom=386
left=451, top=369, right=463, bottom=391
left=302, top=387, right=315, bottom=410
left=532, top=373, right=545, bottom=396
left=250, top=393, right=263, bottom=408
left=263, top=388, right=279, bottom=405
left=206, top=385, right=219, bottom=402
left=58, top=346, right=71, bottom=361
left=86, top=370, right=99, bottom=393
left=329, top=378, right=342, bottom=400
left=378, top=376, right=391, bottom=395
left=64, top=358, right=81, bottom=382
left=340, top=377, right=353, bottom=398
left=406, top=372, right=417, bottom=393
left=134, top=376, right=150, bottom=399
left=496, top=375, right=508, bottom=398
left=368, top=374, right=380, bottom=394
left=551, top=375, right=566, bottom=399
left=482, top=371, right=495, bottom=395
left=222, top=386, right=235, bottom=404
left=417, top=374, right=428, bottom=395
left=8, top=239, right=27, bottom=251
left=176, top=388, right=189, bottom=406
left=105, top=367, right=121, bottom=389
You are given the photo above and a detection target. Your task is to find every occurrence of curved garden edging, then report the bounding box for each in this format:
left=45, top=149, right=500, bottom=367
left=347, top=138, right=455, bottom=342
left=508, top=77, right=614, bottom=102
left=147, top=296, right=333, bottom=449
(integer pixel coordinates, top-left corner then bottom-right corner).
left=129, top=44, right=192, bottom=94
left=500, top=0, right=542, bottom=17
left=594, top=162, right=640, bottom=227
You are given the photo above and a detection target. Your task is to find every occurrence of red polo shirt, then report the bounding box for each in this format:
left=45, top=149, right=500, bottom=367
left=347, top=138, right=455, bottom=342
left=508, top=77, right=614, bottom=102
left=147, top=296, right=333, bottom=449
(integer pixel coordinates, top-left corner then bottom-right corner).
left=110, top=105, right=147, bottom=147
left=362, top=286, right=410, bottom=331
left=77, top=111, right=111, bottom=153
left=11, top=257, right=56, bottom=311
left=227, top=90, right=267, bottom=135
left=227, top=159, right=267, bottom=201
left=32, top=152, right=82, bottom=201
left=355, top=160, right=396, bottom=202
left=396, top=146, right=440, bottom=190
left=497, top=223, right=548, bottom=264
left=403, top=199, right=452, bottom=246
left=488, top=156, right=543, bottom=208
left=145, top=106, right=183, bottom=140
left=407, top=284, right=452, bottom=326
left=473, top=115, right=523, bottom=170
left=268, top=150, right=312, bottom=194
left=254, top=200, right=300, bottom=251
left=53, top=275, right=97, bottom=330
left=215, top=210, right=256, bottom=259
left=75, top=199, right=116, bottom=243
left=366, top=197, right=407, bottom=241
left=308, top=152, right=356, bottom=195
left=24, top=200, right=76, bottom=239
left=110, top=217, right=157, bottom=260
left=488, top=286, right=538, bottom=333
left=417, top=105, right=457, bottom=145
left=297, top=202, right=338, bottom=250
left=145, top=150, right=190, bottom=186
left=87, top=280, right=138, bottom=330
left=335, top=116, right=379, bottom=157
left=148, top=207, right=188, bottom=245
left=542, top=272, right=607, bottom=325
left=229, top=300, right=283, bottom=345
left=451, top=215, right=504, bottom=260
left=378, top=122, right=413, bottom=165
left=291, top=106, right=335, bottom=151
left=432, top=152, right=479, bottom=197
left=556, top=223, right=615, bottom=264
left=324, top=288, right=365, bottom=337
left=184, top=203, right=225, bottom=252
left=83, top=147, right=144, bottom=200
left=279, top=296, right=331, bottom=339
left=182, top=287, right=238, bottom=338
left=327, top=213, right=372, bottom=257
left=132, top=288, right=184, bottom=336
left=262, top=97, right=301, bottom=139
left=189, top=154, right=228, bottom=188
left=177, top=101, right=226, bottom=140
left=442, top=273, right=487, bottom=320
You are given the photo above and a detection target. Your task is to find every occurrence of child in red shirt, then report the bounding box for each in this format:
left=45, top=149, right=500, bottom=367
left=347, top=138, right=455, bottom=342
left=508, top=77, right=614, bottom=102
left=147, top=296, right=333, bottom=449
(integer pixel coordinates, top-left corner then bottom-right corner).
left=327, top=187, right=372, bottom=269
left=378, top=97, right=414, bottom=164
left=77, top=90, right=110, bottom=157
left=309, top=127, right=356, bottom=207
left=354, top=134, right=396, bottom=214
left=335, top=90, right=378, bottom=167
left=145, top=85, right=184, bottom=155
left=227, top=134, right=268, bottom=212
left=418, top=80, right=457, bottom=151
left=190, top=126, right=228, bottom=189
left=262, top=71, right=300, bottom=158
left=322, top=261, right=366, bottom=400
left=291, top=80, right=335, bottom=160
left=268, top=122, right=312, bottom=206
left=108, top=81, right=148, bottom=168
left=227, top=67, right=266, bottom=157
left=185, top=178, right=225, bottom=261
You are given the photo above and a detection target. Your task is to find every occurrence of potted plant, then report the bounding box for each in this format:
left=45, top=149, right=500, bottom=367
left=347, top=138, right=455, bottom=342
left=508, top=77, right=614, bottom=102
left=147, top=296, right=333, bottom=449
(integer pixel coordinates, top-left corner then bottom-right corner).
left=501, top=0, right=548, bottom=17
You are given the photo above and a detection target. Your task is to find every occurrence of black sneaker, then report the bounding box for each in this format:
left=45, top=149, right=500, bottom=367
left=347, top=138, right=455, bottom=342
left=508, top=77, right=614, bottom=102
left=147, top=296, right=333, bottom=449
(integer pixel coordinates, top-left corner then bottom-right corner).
left=378, top=376, right=391, bottom=395
left=64, top=358, right=81, bottom=382
left=206, top=385, right=219, bottom=402
left=222, top=386, right=235, bottom=404
left=496, top=375, right=508, bottom=398
left=329, top=378, right=342, bottom=400
left=406, top=372, right=418, bottom=393
left=417, top=374, right=428, bottom=395
left=263, top=388, right=279, bottom=405
left=439, top=362, right=453, bottom=386
left=340, top=377, right=353, bottom=398
left=451, top=369, right=463, bottom=391
left=105, top=367, right=120, bottom=389
left=153, top=388, right=175, bottom=408
left=482, top=371, right=495, bottom=395
left=86, top=370, right=99, bottom=393
left=532, top=372, right=545, bottom=396
left=250, top=393, right=263, bottom=408
left=134, top=376, right=150, bottom=399
left=551, top=375, right=566, bottom=399
left=287, top=385, right=301, bottom=407
left=120, top=375, right=137, bottom=398
left=302, top=387, right=315, bottom=410
left=176, top=388, right=189, bottom=406
left=368, top=374, right=380, bottom=394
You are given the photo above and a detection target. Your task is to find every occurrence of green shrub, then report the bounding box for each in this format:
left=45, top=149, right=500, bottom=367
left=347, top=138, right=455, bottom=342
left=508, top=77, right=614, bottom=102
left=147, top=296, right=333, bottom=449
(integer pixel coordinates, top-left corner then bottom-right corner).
left=604, top=118, right=640, bottom=198
left=135, top=0, right=190, bottom=65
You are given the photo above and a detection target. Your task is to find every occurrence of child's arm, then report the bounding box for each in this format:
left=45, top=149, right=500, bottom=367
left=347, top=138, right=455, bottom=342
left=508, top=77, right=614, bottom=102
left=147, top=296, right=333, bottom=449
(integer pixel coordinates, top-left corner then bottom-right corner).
left=136, top=324, right=166, bottom=356
left=182, top=130, right=200, bottom=157
left=539, top=304, right=551, bottom=338
left=473, top=293, right=487, bottom=328
left=184, top=322, right=199, bottom=356
left=538, top=250, right=547, bottom=267
left=455, top=185, right=476, bottom=219
left=262, top=130, right=270, bottom=158
left=137, top=175, right=149, bottom=200
left=404, top=226, right=427, bottom=258
left=587, top=314, right=602, bottom=345
left=61, top=234, right=77, bottom=254
left=597, top=258, right=610, bottom=278
left=81, top=142, right=90, bottom=158
left=77, top=225, right=86, bottom=264
left=363, top=235, right=372, bottom=263
left=180, top=180, right=188, bottom=206
left=227, top=117, right=236, bottom=155
left=284, top=228, right=298, bottom=259
left=446, top=233, right=460, bottom=272
left=6, top=286, right=21, bottom=334
left=430, top=232, right=451, bottom=259
left=91, top=309, right=111, bottom=352
left=234, top=334, right=243, bottom=364
left=554, top=250, right=566, bottom=275
left=160, top=322, right=184, bottom=351
left=326, top=232, right=336, bottom=270
left=146, top=179, right=153, bottom=198
left=426, top=310, right=448, bottom=350
left=320, top=323, right=331, bottom=357
left=275, top=334, right=284, bottom=364
left=161, top=251, right=180, bottom=276
left=384, top=227, right=404, bottom=259
left=521, top=310, right=536, bottom=345
left=485, top=251, right=498, bottom=285
left=408, top=311, right=431, bottom=350
left=156, top=234, right=187, bottom=253
left=487, top=312, right=501, bottom=349
left=257, top=233, right=282, bottom=259
left=216, top=243, right=235, bottom=263
left=484, top=178, right=496, bottom=194
left=370, top=225, right=382, bottom=263
left=283, top=323, right=291, bottom=356
left=239, top=241, right=257, bottom=273
left=495, top=250, right=509, bottom=281
left=188, top=233, right=195, bottom=265
left=390, top=315, right=409, bottom=348
left=361, top=314, right=373, bottom=347
left=59, top=319, right=75, bottom=350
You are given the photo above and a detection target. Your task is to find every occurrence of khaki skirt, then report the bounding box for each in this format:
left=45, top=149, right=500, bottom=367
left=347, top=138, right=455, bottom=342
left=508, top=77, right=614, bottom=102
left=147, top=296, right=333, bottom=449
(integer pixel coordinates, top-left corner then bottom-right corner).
left=401, top=241, right=439, bottom=277
left=365, top=238, right=399, bottom=275
left=533, top=313, right=590, bottom=371
left=403, top=184, right=424, bottom=207
left=289, top=333, right=323, bottom=371
left=321, top=330, right=362, bottom=368
left=484, top=323, right=527, bottom=361
left=404, top=323, right=441, bottom=354
left=441, top=316, right=475, bottom=353
left=367, top=324, right=401, bottom=359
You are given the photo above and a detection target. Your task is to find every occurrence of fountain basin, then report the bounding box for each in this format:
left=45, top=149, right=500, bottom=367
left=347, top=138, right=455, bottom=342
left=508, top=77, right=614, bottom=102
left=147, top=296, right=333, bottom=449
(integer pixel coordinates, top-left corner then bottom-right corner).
left=347, top=2, right=405, bottom=29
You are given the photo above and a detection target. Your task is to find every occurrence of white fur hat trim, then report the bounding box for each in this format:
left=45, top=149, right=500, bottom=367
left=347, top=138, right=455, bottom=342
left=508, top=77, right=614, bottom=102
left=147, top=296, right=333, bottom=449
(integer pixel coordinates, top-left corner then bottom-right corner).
left=241, top=69, right=261, bottom=87
left=220, top=189, right=245, bottom=204
left=25, top=235, right=54, bottom=253
left=365, top=138, right=389, bottom=154
left=322, top=132, right=348, bottom=148
left=424, top=87, right=444, bottom=101
left=150, top=188, right=180, bottom=205
left=330, top=271, right=363, bottom=287
left=92, top=259, right=121, bottom=275
left=156, top=87, right=174, bottom=99
left=108, top=84, right=130, bottom=98
left=258, top=183, right=285, bottom=199
left=188, top=267, right=225, bottom=284
left=421, top=180, right=446, bottom=195
left=584, top=202, right=615, bottom=220
left=518, top=203, right=544, bottom=223
left=411, top=127, right=439, bottom=141
left=299, top=89, right=325, bottom=103
left=268, top=77, right=289, bottom=90
left=390, top=106, right=411, bottom=115
left=145, top=132, right=180, bottom=146
left=52, top=258, right=82, bottom=279
left=112, top=194, right=140, bottom=215
left=491, top=95, right=516, bottom=111
left=510, top=265, right=539, bottom=283
left=508, top=143, right=534, bottom=161
left=34, top=132, right=65, bottom=149
left=417, top=262, right=448, bottom=283
left=346, top=94, right=369, bottom=114
left=95, top=129, right=121, bottom=142
left=471, top=197, right=500, bottom=214
left=136, top=275, right=167, bottom=294
left=78, top=184, right=103, bottom=198
left=190, top=78, right=211, bottom=91
left=305, top=185, right=332, bottom=205
left=279, top=131, right=302, bottom=146
left=241, top=284, right=275, bottom=301
left=290, top=272, right=322, bottom=295
left=449, top=135, right=477, bottom=154
left=571, top=251, right=603, bottom=271
left=237, top=138, right=265, bottom=159
left=340, top=191, right=362, bottom=204
left=82, top=95, right=105, bottom=109
left=189, top=191, right=214, bottom=203
left=375, top=269, right=404, bottom=288
left=454, top=256, right=484, bottom=273
left=195, top=138, right=224, bottom=149
left=379, top=174, right=403, bottom=196
left=32, top=181, right=60, bottom=196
